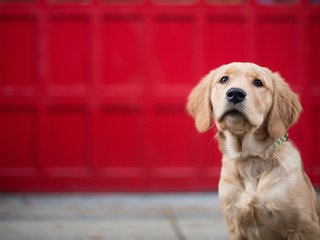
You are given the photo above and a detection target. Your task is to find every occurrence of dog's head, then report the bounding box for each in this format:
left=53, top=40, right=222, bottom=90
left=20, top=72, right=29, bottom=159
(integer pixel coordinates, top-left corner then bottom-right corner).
left=186, top=62, right=302, bottom=139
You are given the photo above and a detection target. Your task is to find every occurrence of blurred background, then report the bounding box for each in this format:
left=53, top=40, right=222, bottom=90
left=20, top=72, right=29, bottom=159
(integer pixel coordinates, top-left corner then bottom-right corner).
left=0, top=0, right=320, bottom=192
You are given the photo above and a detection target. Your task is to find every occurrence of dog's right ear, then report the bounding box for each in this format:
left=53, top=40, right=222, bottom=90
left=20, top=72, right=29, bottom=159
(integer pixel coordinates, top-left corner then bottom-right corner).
left=186, top=71, right=214, bottom=133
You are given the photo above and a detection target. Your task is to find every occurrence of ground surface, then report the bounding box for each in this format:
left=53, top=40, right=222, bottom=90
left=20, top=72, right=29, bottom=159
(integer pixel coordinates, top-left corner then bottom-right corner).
left=0, top=193, right=227, bottom=240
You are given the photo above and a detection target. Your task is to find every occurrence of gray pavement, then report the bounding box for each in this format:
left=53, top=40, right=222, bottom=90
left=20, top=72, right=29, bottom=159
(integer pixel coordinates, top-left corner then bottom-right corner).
left=0, top=193, right=227, bottom=240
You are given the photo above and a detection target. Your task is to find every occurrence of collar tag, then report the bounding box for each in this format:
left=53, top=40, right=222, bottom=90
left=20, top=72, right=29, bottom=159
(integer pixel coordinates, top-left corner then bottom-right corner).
left=274, top=133, right=289, bottom=148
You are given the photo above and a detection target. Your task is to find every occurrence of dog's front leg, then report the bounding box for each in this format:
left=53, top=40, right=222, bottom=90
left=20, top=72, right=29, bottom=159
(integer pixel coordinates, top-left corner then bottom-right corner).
left=224, top=213, right=247, bottom=240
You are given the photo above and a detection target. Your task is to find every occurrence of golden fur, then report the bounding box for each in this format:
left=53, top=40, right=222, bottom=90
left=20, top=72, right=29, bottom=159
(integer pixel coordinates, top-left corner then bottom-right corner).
left=187, top=62, right=320, bottom=239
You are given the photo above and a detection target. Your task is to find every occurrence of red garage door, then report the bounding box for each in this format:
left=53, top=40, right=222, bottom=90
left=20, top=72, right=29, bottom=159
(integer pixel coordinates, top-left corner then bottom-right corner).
left=0, top=0, right=319, bottom=192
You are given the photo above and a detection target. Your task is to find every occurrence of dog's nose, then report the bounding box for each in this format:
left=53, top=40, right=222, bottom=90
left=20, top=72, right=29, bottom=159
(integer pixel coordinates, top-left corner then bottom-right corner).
left=226, top=88, right=247, bottom=104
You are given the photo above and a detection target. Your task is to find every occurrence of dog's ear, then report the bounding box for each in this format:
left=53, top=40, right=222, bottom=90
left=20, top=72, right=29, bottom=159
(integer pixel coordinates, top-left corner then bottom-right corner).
left=267, top=72, right=302, bottom=139
left=186, top=71, right=214, bottom=132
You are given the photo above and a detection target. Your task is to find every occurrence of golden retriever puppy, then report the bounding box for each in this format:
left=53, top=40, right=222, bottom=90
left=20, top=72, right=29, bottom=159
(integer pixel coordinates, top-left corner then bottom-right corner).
left=187, top=62, right=320, bottom=240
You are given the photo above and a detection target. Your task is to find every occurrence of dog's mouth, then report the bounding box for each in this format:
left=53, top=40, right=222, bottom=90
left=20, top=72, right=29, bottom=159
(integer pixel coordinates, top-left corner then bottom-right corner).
left=217, top=108, right=253, bottom=133
left=219, top=109, right=247, bottom=122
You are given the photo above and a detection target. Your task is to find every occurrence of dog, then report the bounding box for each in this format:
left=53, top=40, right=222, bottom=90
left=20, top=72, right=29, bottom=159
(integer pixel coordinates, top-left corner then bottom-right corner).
left=187, top=62, right=320, bottom=239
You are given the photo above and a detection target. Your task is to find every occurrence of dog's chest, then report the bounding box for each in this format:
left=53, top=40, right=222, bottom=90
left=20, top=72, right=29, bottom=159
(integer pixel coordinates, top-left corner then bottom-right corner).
left=239, top=159, right=264, bottom=193
left=223, top=159, right=278, bottom=239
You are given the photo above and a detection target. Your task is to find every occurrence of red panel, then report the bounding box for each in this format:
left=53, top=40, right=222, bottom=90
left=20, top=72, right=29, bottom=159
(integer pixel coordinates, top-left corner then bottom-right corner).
left=153, top=15, right=194, bottom=84
left=0, top=16, right=36, bottom=86
left=258, top=17, right=298, bottom=85
left=205, top=16, right=247, bottom=69
left=0, top=108, right=36, bottom=174
left=309, top=107, right=320, bottom=183
left=99, top=107, right=143, bottom=170
left=201, top=130, right=222, bottom=172
left=45, top=109, right=89, bottom=177
left=310, top=17, right=320, bottom=86
left=152, top=106, right=195, bottom=169
left=49, top=16, right=89, bottom=85
left=102, top=16, right=144, bottom=86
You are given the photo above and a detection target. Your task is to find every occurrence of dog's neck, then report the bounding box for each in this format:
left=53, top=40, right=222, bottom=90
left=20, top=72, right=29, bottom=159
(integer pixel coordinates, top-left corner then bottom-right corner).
left=217, top=126, right=274, bottom=161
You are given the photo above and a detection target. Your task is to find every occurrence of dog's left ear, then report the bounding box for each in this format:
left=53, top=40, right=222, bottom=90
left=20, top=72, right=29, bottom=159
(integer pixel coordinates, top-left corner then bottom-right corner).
left=267, top=72, right=302, bottom=139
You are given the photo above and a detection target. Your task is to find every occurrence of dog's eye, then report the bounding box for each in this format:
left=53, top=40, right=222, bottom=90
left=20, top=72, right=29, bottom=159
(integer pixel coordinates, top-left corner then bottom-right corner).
left=220, top=76, right=229, bottom=84
left=253, top=79, right=263, bottom=87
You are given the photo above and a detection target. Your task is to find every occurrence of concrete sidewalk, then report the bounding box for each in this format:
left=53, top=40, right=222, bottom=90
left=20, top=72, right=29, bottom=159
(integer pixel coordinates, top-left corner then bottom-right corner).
left=0, top=193, right=227, bottom=240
